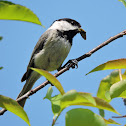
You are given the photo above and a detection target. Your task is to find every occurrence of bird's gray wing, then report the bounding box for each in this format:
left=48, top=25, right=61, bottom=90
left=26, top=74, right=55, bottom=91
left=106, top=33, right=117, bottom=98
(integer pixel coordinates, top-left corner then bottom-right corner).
left=21, top=30, right=52, bottom=82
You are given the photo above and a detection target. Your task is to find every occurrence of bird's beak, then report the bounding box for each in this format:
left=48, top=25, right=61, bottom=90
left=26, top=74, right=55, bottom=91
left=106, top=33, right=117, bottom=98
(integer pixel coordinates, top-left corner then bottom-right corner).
left=78, top=28, right=86, bottom=40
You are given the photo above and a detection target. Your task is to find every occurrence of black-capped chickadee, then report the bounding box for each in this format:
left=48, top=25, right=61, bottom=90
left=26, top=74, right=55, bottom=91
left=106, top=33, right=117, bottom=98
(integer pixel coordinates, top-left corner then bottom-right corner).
left=17, top=18, right=86, bottom=107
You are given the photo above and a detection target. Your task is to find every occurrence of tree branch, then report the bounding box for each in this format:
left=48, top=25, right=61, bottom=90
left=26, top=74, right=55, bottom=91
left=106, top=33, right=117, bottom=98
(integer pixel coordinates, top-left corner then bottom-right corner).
left=0, top=30, right=126, bottom=115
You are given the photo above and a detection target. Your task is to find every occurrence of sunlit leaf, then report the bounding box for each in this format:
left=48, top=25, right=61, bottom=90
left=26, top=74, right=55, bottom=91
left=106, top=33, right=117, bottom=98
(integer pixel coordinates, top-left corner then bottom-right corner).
left=51, top=94, right=62, bottom=116
left=119, top=0, right=126, bottom=7
left=45, top=87, right=119, bottom=123
left=81, top=97, right=120, bottom=115
left=60, top=90, right=96, bottom=109
left=97, top=70, right=126, bottom=102
left=104, top=118, right=121, bottom=125
left=87, top=59, right=126, bottom=75
left=110, top=79, right=126, bottom=99
left=44, top=86, right=53, bottom=100
left=0, top=1, right=42, bottom=26
left=44, top=87, right=62, bottom=116
left=0, top=95, right=30, bottom=126
left=97, top=70, right=119, bottom=102
left=60, top=90, right=119, bottom=114
left=31, top=68, right=65, bottom=95
left=44, top=89, right=96, bottom=117
left=66, top=108, right=106, bottom=126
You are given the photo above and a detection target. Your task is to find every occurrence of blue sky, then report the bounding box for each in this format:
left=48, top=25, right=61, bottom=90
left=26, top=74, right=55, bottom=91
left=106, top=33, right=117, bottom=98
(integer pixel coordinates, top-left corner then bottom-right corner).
left=0, top=0, right=126, bottom=126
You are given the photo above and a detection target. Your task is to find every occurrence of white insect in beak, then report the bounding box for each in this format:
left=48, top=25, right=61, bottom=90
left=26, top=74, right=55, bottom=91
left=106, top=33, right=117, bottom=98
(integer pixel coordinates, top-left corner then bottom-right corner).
left=78, top=28, right=86, bottom=40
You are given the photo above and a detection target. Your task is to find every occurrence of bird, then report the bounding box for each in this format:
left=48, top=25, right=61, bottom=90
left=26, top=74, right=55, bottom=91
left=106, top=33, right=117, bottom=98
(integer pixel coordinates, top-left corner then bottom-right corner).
left=17, top=18, right=86, bottom=107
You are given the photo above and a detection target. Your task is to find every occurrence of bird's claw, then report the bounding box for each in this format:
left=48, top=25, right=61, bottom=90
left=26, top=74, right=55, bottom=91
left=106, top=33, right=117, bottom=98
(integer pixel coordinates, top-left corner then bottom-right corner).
left=70, top=59, right=78, bottom=69
left=62, top=59, right=78, bottom=69
left=57, top=59, right=78, bottom=71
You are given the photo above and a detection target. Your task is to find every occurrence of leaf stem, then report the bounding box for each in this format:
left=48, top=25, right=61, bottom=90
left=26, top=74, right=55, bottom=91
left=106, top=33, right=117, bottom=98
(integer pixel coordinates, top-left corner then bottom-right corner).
left=52, top=110, right=62, bottom=126
left=119, top=69, right=123, bottom=81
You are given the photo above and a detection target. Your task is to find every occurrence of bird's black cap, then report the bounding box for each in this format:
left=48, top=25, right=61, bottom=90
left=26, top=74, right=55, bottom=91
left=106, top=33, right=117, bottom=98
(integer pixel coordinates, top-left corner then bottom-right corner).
left=53, top=18, right=81, bottom=28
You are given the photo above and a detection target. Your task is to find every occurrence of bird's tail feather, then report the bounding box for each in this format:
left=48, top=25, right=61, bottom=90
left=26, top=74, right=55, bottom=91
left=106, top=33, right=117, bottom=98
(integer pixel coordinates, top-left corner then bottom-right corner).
left=17, top=71, right=40, bottom=107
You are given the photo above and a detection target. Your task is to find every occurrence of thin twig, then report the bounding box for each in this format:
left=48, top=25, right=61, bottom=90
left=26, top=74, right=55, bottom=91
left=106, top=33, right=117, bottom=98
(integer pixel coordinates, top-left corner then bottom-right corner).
left=0, top=30, right=126, bottom=115
left=76, top=30, right=126, bottom=62
left=112, top=115, right=126, bottom=118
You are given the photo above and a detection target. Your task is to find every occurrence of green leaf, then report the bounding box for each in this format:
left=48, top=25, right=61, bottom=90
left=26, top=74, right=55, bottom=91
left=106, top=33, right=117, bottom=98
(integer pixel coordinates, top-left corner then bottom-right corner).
left=0, top=1, right=42, bottom=26
left=104, top=118, right=121, bottom=125
left=60, top=90, right=119, bottom=114
left=87, top=59, right=126, bottom=75
left=0, top=67, right=3, bottom=70
left=45, top=87, right=119, bottom=125
left=119, top=0, right=126, bottom=7
left=0, top=95, right=30, bottom=126
left=65, top=108, right=107, bottom=126
left=60, top=90, right=96, bottom=109
left=45, top=88, right=119, bottom=124
left=44, top=87, right=62, bottom=116
left=44, top=86, right=53, bottom=100
left=51, top=94, right=62, bottom=116
left=99, top=109, right=105, bottom=117
left=0, top=36, right=3, bottom=40
left=31, top=68, right=65, bottom=95
left=44, top=88, right=96, bottom=117
left=110, top=79, right=126, bottom=99
left=81, top=97, right=119, bottom=115
left=97, top=70, right=119, bottom=102
left=97, top=70, right=126, bottom=102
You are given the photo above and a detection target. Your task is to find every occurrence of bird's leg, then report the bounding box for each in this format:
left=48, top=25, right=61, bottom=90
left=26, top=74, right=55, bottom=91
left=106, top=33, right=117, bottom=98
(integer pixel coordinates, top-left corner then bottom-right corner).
left=58, top=59, right=78, bottom=71
left=66, top=59, right=78, bottom=68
